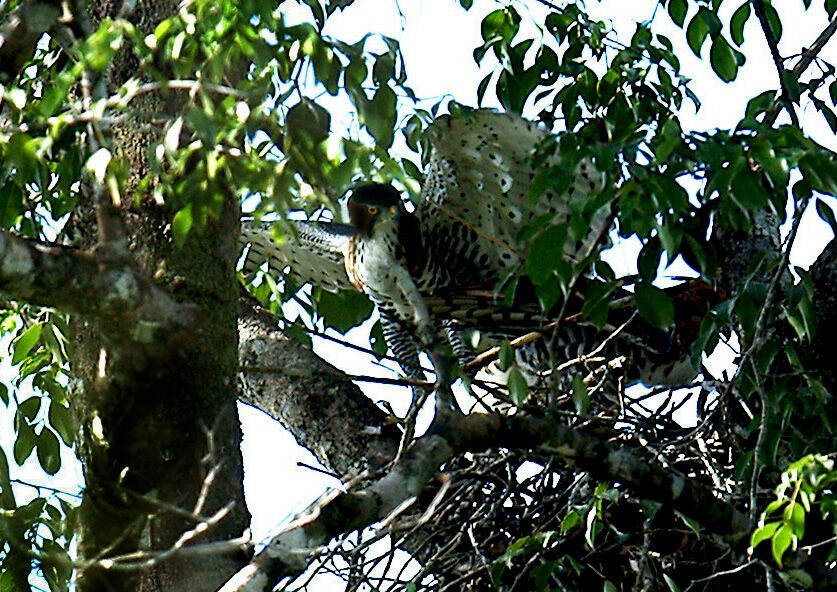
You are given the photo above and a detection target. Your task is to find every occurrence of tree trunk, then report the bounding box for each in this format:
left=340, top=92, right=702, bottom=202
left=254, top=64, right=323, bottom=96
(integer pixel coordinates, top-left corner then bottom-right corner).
left=69, top=2, right=249, bottom=590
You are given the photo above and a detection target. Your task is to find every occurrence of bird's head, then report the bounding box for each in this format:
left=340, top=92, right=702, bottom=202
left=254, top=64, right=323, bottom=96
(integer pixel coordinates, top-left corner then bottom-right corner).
left=347, top=183, right=404, bottom=237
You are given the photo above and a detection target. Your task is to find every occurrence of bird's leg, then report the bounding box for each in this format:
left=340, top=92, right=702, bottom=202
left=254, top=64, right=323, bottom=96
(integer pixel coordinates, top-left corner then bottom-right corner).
left=426, top=342, right=461, bottom=414
left=442, top=319, right=474, bottom=376
left=379, top=310, right=425, bottom=404
left=390, top=265, right=461, bottom=413
left=390, top=264, right=436, bottom=347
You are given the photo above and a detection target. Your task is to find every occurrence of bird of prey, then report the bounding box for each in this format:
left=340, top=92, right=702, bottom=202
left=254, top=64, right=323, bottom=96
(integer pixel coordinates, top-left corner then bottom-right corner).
left=240, top=108, right=608, bottom=392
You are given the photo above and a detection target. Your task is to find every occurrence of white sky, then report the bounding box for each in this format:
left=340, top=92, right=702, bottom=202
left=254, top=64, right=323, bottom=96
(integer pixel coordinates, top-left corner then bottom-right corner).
left=2, top=0, right=836, bottom=588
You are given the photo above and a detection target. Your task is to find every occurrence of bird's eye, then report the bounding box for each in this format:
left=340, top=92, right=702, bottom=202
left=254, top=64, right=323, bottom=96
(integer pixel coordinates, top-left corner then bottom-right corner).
left=367, top=206, right=378, bottom=215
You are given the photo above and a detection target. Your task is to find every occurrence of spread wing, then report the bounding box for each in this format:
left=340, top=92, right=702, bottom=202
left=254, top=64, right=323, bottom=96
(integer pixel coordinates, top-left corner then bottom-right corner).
left=239, top=219, right=355, bottom=292
left=418, top=109, right=605, bottom=276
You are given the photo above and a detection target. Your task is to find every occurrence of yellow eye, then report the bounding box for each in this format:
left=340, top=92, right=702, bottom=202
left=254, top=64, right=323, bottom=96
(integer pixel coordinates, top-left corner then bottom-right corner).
left=367, top=206, right=378, bottom=215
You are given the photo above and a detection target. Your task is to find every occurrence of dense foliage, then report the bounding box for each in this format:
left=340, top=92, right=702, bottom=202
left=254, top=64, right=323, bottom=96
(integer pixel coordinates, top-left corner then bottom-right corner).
left=0, top=0, right=836, bottom=590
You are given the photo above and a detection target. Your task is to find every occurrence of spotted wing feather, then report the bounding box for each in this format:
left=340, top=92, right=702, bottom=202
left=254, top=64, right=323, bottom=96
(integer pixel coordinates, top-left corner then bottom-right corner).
left=239, top=220, right=355, bottom=292
left=419, top=109, right=605, bottom=276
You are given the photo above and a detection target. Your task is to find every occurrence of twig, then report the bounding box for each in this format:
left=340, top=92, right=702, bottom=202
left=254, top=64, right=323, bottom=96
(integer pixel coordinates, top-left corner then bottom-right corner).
left=682, top=560, right=756, bottom=591
left=763, top=15, right=837, bottom=127
left=753, top=0, right=800, bottom=127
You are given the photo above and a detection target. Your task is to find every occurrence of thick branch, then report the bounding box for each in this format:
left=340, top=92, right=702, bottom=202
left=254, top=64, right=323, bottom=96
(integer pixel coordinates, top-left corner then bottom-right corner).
left=805, top=238, right=837, bottom=393
left=237, top=296, right=399, bottom=475
left=0, top=231, right=200, bottom=351
left=219, top=409, right=748, bottom=592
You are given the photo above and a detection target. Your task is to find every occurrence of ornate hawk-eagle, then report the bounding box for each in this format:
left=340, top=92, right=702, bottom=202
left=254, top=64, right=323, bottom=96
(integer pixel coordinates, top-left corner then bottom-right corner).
left=241, top=108, right=611, bottom=391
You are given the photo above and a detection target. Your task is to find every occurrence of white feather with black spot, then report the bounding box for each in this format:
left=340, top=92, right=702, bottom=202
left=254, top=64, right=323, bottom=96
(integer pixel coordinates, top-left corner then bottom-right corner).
left=239, top=220, right=354, bottom=291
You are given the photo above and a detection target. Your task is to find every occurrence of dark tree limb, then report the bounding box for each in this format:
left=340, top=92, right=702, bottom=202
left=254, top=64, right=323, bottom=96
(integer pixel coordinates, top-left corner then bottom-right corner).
left=753, top=0, right=800, bottom=127
left=219, top=406, right=749, bottom=592
left=0, top=231, right=200, bottom=356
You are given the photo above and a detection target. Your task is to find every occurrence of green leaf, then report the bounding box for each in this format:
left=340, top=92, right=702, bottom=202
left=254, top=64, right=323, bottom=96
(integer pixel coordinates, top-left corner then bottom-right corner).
left=784, top=304, right=807, bottom=341
left=535, top=274, right=563, bottom=313
left=710, top=36, right=739, bottom=82
left=481, top=7, right=520, bottom=44
left=48, top=402, right=75, bottom=447
left=37, top=428, right=61, bottom=475
left=667, top=0, right=688, bottom=27
left=784, top=501, right=806, bottom=538
left=172, top=204, right=194, bottom=247
left=286, top=99, right=331, bottom=145
left=301, top=0, right=325, bottom=29
left=507, top=366, right=529, bottom=406
left=771, top=523, right=793, bottom=567
left=0, top=383, right=7, bottom=406
left=526, top=224, right=568, bottom=285
left=0, top=183, right=25, bottom=228
left=18, top=396, right=41, bottom=421
left=798, top=293, right=818, bottom=341
left=635, top=284, right=675, bottom=329
left=745, top=89, right=776, bottom=119
left=364, top=85, right=396, bottom=148
left=663, top=574, right=681, bottom=592
left=13, top=422, right=37, bottom=465
left=800, top=154, right=837, bottom=196
left=531, top=560, right=559, bottom=592
left=766, top=498, right=787, bottom=516
left=572, top=373, right=589, bottom=414
left=12, top=323, right=42, bottom=365
left=675, top=510, right=702, bottom=535
left=815, top=198, right=837, bottom=236
left=0, top=448, right=12, bottom=508
left=730, top=2, right=751, bottom=46
left=498, top=340, right=515, bottom=371
left=369, top=319, right=387, bottom=357
left=686, top=11, right=710, bottom=56
left=561, top=509, right=580, bottom=532
left=603, top=581, right=618, bottom=592
left=581, top=280, right=614, bottom=329
left=813, top=97, right=837, bottom=133
left=654, top=118, right=683, bottom=162
left=751, top=520, right=781, bottom=549
left=315, top=289, right=373, bottom=333
left=640, top=499, right=662, bottom=518
left=761, top=1, right=783, bottom=42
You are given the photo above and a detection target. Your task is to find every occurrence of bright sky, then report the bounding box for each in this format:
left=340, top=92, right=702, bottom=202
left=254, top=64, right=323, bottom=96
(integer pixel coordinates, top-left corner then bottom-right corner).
left=3, top=0, right=836, bottom=588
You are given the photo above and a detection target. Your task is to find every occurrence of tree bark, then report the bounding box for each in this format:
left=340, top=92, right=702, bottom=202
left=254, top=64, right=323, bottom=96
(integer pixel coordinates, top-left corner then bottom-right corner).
left=66, top=2, right=250, bottom=590
left=237, top=297, right=399, bottom=475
